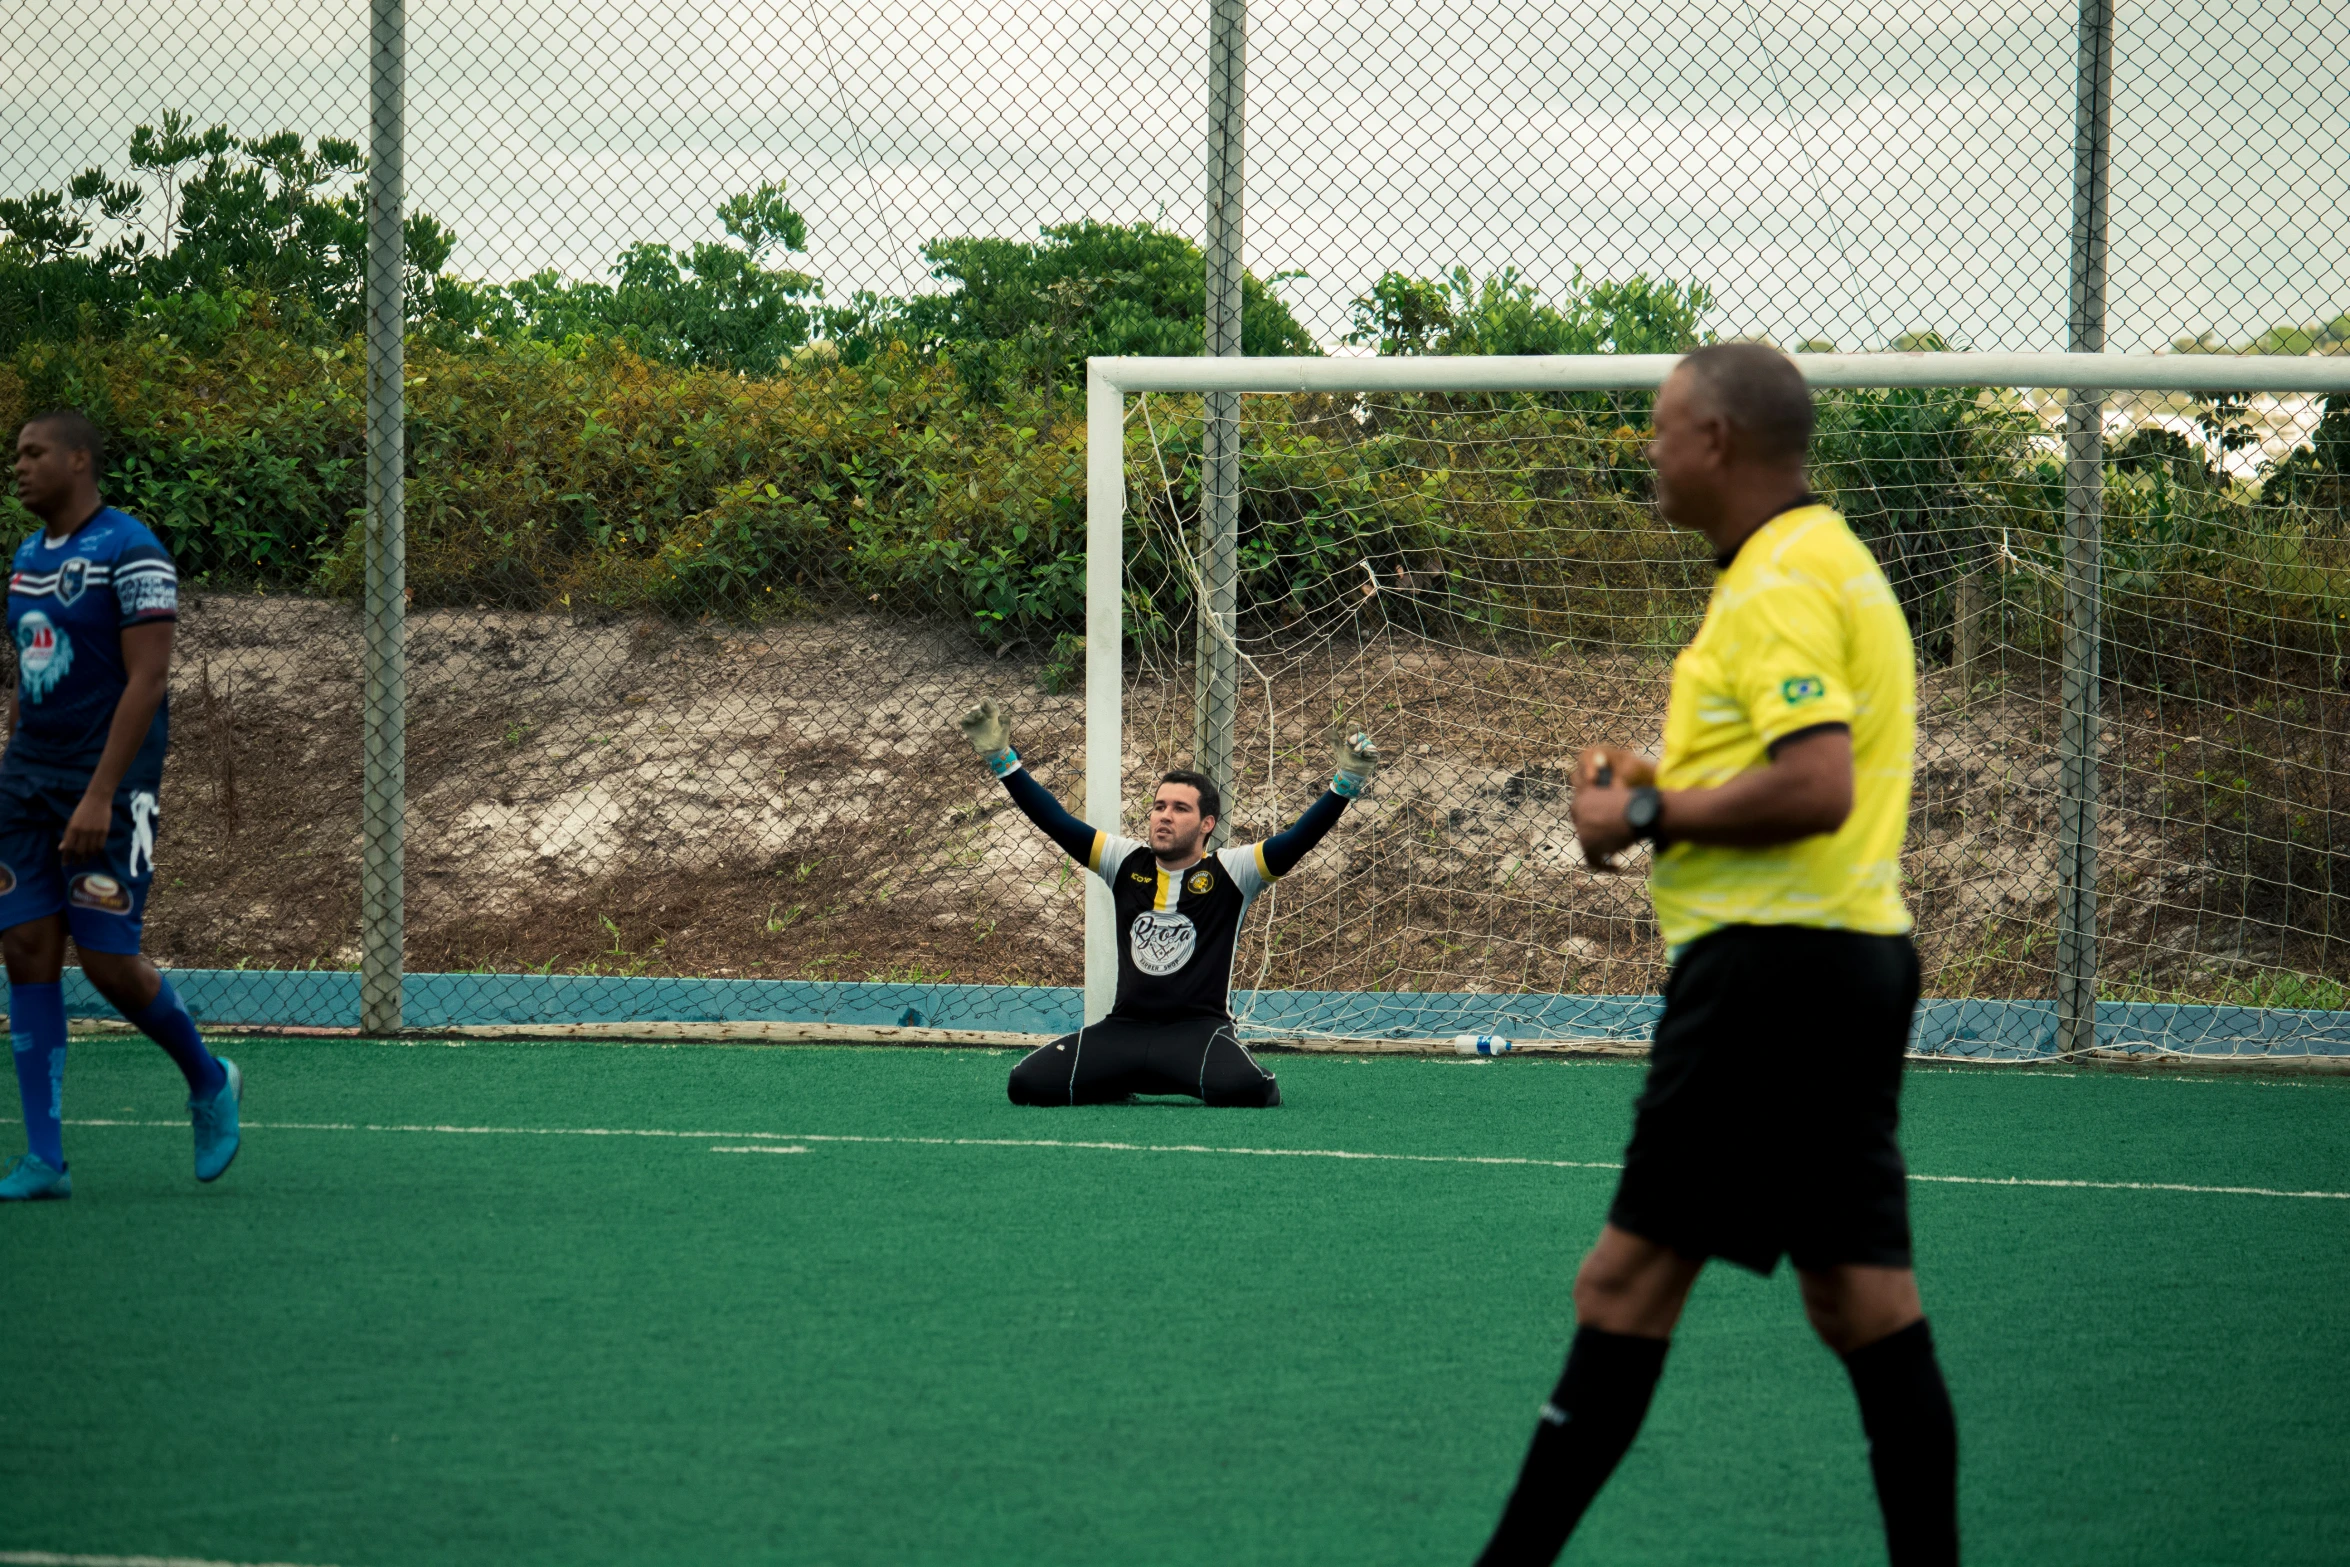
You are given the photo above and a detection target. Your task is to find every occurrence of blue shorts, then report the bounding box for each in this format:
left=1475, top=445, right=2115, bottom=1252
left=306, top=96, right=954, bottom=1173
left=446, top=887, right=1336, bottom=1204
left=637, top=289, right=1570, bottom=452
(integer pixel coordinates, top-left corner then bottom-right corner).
left=0, top=763, right=162, bottom=954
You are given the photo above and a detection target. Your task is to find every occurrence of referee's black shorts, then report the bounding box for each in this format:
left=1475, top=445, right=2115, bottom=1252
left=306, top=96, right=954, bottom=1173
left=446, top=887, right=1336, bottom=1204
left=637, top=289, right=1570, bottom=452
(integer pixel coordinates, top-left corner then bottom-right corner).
left=1607, top=924, right=1921, bottom=1276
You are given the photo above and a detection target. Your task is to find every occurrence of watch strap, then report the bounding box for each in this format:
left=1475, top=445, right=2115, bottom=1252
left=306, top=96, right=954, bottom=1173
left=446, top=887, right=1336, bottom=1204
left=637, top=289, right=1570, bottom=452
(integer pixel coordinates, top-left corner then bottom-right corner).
left=1627, top=786, right=1667, bottom=846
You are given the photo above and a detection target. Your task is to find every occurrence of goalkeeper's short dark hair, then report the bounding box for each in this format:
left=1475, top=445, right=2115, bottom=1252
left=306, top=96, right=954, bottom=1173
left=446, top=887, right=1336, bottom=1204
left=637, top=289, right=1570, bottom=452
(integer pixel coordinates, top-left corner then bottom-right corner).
left=1159, top=769, right=1222, bottom=829
left=23, top=407, right=106, bottom=471
left=1677, top=342, right=1814, bottom=463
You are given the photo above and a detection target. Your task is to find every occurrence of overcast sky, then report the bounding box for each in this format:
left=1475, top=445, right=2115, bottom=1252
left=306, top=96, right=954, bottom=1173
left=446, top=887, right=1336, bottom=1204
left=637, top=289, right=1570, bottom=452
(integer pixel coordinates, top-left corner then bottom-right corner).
left=4, top=0, right=2344, bottom=352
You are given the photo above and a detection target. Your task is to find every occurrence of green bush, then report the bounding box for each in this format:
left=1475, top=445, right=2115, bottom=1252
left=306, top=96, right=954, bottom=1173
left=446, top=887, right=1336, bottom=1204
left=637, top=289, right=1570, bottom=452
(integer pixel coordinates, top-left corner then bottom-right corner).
left=3, top=311, right=364, bottom=580
left=1812, top=384, right=2040, bottom=653
left=2264, top=393, right=2350, bottom=519
left=9, top=308, right=2342, bottom=675
left=0, top=322, right=1115, bottom=638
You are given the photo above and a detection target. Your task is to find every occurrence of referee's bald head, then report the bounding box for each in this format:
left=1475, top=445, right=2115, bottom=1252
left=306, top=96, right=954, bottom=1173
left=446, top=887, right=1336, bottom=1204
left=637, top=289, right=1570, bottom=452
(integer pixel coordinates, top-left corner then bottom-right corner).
left=1671, top=342, right=1814, bottom=463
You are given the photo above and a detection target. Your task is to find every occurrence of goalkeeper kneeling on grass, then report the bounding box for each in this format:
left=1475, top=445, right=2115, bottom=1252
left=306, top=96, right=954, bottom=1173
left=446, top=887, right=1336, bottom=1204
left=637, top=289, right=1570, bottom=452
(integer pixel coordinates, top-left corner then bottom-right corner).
left=957, top=698, right=1374, bottom=1108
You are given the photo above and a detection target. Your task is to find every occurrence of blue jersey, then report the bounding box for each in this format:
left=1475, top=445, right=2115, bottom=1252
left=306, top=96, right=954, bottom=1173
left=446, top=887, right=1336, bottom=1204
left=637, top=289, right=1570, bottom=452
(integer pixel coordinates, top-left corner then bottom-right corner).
left=6, top=505, right=178, bottom=776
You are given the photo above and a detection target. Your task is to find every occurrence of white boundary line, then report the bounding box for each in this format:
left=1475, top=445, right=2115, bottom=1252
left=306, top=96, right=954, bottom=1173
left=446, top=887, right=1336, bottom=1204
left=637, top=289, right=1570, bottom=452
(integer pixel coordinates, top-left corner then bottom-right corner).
left=64, top=1118, right=2350, bottom=1200
left=0, top=1552, right=340, bottom=1567
left=1908, top=1173, right=2347, bottom=1200
left=64, top=1119, right=1623, bottom=1172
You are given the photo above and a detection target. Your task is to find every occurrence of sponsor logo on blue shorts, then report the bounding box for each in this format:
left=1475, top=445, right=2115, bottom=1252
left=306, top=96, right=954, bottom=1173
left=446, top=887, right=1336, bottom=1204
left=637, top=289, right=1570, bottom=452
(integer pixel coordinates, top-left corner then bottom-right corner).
left=68, top=872, right=131, bottom=913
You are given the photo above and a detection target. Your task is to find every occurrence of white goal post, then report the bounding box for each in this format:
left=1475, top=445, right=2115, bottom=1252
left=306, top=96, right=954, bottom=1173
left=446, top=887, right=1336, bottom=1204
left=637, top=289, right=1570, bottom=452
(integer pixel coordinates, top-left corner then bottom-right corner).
left=1080, top=351, right=2350, bottom=1045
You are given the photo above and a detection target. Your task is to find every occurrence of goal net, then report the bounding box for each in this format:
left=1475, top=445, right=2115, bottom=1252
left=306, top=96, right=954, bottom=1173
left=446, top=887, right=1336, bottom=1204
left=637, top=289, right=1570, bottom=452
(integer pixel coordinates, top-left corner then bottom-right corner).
left=1089, top=352, right=2350, bottom=1063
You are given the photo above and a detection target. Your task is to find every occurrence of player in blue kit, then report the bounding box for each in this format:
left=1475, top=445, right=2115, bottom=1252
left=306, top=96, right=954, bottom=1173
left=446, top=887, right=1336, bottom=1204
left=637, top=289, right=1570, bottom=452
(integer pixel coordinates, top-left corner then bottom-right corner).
left=0, top=411, right=239, bottom=1201
left=958, top=697, right=1376, bottom=1107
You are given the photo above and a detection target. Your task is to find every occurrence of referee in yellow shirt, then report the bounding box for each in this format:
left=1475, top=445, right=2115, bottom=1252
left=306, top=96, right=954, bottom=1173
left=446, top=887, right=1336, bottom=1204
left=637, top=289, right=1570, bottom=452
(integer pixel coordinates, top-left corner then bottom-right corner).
left=1472, top=343, right=1958, bottom=1567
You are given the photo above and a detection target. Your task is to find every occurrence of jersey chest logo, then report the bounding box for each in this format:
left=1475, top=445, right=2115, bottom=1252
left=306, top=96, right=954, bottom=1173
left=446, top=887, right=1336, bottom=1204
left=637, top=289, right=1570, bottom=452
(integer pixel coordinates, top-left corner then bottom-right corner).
left=1128, top=909, right=1198, bottom=976
left=55, top=557, right=90, bottom=606
left=15, top=612, right=72, bottom=702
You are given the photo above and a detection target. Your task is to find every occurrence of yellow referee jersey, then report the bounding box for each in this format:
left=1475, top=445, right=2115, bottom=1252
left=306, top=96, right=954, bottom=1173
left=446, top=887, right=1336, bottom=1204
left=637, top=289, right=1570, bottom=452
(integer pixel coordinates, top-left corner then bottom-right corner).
left=1647, top=501, right=1916, bottom=952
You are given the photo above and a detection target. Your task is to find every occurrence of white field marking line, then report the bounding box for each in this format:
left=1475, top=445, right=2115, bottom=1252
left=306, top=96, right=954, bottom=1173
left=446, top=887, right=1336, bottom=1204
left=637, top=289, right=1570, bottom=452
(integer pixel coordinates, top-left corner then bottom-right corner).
left=1908, top=1173, right=2349, bottom=1200
left=65, top=1117, right=1623, bottom=1172
left=710, top=1144, right=809, bottom=1155
left=1, top=1552, right=340, bottom=1567
left=60, top=1119, right=2350, bottom=1200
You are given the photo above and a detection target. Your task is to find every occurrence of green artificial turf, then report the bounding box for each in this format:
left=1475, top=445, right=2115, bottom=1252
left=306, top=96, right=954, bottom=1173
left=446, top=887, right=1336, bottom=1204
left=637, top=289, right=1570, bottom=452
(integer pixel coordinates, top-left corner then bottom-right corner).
left=3, top=1041, right=2346, bottom=1566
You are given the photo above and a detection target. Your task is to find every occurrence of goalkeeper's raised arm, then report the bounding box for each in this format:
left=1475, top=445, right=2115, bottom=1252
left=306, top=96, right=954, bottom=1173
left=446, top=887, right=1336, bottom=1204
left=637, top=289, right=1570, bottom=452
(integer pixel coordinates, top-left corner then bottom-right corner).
left=955, top=698, right=1377, bottom=1108
left=955, top=699, right=1375, bottom=880
left=1250, top=726, right=1375, bottom=874
left=955, top=698, right=1102, bottom=867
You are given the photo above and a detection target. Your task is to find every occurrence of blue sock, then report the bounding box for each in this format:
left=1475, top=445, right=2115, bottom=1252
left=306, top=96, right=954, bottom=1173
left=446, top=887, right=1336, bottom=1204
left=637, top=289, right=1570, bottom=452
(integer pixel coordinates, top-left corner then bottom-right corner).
left=11, top=981, right=68, bottom=1169
left=127, top=975, right=225, bottom=1100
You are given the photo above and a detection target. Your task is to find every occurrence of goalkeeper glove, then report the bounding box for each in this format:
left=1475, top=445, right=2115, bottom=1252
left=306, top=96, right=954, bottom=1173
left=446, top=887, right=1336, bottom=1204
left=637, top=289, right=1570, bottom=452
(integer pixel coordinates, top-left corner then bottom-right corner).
left=1331, top=730, right=1379, bottom=798
left=958, top=699, right=1021, bottom=777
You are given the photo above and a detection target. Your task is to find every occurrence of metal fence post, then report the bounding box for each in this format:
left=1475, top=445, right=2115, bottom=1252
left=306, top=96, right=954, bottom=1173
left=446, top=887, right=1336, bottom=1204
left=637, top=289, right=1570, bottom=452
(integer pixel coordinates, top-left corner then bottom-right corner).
left=2056, top=0, right=2113, bottom=1057
left=360, top=0, right=408, bottom=1035
left=1194, top=0, right=1245, bottom=794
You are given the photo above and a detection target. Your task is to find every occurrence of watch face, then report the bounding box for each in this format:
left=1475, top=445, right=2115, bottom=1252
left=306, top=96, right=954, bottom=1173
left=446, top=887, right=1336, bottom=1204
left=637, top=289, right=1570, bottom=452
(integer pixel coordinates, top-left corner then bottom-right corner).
left=1627, top=789, right=1661, bottom=834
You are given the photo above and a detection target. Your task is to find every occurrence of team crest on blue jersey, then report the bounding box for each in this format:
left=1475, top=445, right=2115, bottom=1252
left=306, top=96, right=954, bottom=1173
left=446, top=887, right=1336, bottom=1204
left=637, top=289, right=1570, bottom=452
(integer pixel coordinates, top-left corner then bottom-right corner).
left=15, top=612, right=71, bottom=701
left=54, top=557, right=89, bottom=606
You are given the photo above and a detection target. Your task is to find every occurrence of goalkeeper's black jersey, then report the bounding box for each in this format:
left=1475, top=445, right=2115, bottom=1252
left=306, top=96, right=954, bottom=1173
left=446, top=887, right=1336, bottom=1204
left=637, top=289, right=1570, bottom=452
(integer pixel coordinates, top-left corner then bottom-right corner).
left=1086, top=833, right=1279, bottom=1022
left=988, top=763, right=1347, bottom=1023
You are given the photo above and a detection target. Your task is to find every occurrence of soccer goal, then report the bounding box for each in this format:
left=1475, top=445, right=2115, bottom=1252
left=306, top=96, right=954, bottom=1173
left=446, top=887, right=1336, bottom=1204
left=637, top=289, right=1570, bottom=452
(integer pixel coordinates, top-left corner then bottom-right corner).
left=1083, top=351, right=2350, bottom=1064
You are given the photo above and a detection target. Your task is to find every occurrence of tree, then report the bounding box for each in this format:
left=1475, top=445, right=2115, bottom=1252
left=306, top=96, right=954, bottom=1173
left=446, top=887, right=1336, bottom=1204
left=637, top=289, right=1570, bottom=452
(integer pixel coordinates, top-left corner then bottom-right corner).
left=830, top=219, right=1317, bottom=395
left=488, top=181, right=822, bottom=371
left=1345, top=266, right=1710, bottom=357
left=0, top=113, right=459, bottom=349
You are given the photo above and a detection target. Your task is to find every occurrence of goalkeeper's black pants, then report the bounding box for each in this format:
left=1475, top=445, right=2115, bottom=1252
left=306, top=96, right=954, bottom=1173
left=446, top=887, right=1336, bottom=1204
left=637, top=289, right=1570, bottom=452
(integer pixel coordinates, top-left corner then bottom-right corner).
left=1008, top=1014, right=1281, bottom=1108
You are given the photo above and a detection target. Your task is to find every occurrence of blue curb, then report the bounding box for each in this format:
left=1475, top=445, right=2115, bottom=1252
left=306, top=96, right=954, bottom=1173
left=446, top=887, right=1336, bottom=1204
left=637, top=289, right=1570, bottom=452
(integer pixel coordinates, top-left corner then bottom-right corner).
left=58, top=970, right=2350, bottom=1060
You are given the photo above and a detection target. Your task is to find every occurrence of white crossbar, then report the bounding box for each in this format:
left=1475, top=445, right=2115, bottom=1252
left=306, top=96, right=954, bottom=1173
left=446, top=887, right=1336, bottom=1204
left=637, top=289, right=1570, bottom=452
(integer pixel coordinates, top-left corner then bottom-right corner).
left=1092, top=351, right=2350, bottom=396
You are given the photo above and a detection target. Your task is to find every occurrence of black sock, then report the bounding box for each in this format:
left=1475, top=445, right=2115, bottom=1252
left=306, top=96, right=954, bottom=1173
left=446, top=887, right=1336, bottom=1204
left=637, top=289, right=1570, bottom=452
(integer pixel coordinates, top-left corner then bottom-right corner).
left=1842, top=1318, right=1960, bottom=1567
left=1474, top=1326, right=1671, bottom=1567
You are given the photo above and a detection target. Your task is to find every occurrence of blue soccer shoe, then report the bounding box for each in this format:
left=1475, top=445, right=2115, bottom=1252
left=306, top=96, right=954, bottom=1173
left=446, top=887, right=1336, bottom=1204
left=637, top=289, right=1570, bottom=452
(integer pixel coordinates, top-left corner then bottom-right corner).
left=0, top=1152, right=71, bottom=1200
left=191, top=1056, right=242, bottom=1182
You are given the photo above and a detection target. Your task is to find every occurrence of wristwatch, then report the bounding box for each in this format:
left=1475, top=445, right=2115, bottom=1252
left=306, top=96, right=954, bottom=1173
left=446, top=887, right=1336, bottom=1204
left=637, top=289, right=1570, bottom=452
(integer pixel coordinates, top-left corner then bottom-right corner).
left=1624, top=786, right=1668, bottom=848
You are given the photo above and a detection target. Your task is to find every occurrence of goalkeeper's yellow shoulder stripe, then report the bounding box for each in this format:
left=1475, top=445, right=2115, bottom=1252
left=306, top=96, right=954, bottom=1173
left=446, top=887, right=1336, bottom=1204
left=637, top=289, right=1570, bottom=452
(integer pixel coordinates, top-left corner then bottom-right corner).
left=1254, top=843, right=1279, bottom=882
left=1086, top=831, right=1108, bottom=872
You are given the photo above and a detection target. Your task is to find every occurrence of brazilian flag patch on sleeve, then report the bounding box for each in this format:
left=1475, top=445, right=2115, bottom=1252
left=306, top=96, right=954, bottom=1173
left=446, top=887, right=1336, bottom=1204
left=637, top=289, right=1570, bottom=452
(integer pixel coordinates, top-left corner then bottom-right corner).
left=1780, top=675, right=1827, bottom=705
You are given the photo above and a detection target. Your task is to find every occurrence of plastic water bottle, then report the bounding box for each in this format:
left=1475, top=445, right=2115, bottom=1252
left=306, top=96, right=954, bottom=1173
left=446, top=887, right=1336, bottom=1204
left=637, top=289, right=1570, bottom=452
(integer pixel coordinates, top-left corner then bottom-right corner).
left=1453, top=1033, right=1513, bottom=1056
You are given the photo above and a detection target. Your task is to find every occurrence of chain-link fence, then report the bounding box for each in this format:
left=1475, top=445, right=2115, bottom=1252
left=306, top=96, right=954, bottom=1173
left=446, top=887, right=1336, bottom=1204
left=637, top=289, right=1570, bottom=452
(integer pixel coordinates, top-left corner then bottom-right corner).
left=1, top=0, right=2345, bottom=1054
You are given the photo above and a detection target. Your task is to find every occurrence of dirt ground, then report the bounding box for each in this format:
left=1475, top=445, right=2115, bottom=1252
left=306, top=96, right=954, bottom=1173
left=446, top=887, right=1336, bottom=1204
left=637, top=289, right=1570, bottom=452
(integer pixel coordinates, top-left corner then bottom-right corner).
left=141, top=594, right=2344, bottom=1003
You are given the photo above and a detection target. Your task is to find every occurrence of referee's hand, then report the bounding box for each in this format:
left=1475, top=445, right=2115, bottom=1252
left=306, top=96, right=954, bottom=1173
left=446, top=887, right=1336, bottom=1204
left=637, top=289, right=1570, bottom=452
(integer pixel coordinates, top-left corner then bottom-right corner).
left=1573, top=744, right=1653, bottom=870
left=1577, top=745, right=1654, bottom=792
